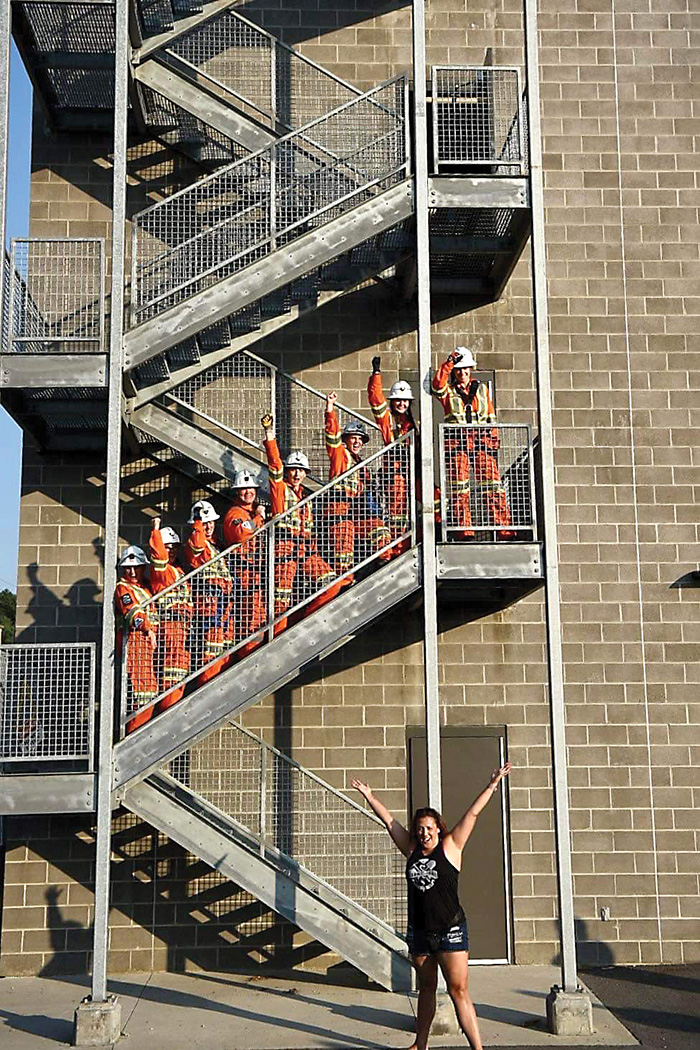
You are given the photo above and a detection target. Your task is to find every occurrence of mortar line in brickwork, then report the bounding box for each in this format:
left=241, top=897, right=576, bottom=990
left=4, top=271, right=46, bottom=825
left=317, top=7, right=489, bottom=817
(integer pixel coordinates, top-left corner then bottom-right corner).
left=610, top=0, right=662, bottom=958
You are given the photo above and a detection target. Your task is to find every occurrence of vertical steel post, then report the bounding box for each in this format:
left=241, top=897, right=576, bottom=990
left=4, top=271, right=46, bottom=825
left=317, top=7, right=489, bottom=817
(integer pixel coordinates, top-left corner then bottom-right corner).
left=90, top=0, right=130, bottom=1006
left=412, top=1, right=441, bottom=813
left=523, top=0, right=579, bottom=995
left=0, top=0, right=11, bottom=328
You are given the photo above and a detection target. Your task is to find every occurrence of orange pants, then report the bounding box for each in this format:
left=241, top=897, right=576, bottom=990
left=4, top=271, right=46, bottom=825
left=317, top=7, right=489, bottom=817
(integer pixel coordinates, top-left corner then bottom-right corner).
left=193, top=586, right=233, bottom=685
left=274, top=540, right=342, bottom=632
left=326, top=510, right=392, bottom=580
left=446, top=448, right=513, bottom=537
left=235, top=584, right=267, bottom=659
left=124, top=629, right=158, bottom=734
left=155, top=618, right=190, bottom=712
left=386, top=466, right=412, bottom=557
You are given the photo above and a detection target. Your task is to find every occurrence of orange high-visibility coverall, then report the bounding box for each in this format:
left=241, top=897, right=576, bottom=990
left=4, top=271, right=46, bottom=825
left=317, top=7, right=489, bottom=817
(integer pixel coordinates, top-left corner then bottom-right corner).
left=115, top=579, right=158, bottom=733
left=265, top=436, right=341, bottom=632
left=149, top=526, right=193, bottom=711
left=223, top=502, right=267, bottom=659
left=184, top=518, right=234, bottom=684
left=324, top=405, right=391, bottom=581
left=431, top=357, right=514, bottom=538
left=367, top=372, right=416, bottom=555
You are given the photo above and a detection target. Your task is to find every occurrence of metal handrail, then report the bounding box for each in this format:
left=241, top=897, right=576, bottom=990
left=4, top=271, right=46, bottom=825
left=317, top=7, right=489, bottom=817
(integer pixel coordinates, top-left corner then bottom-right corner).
left=119, top=431, right=416, bottom=732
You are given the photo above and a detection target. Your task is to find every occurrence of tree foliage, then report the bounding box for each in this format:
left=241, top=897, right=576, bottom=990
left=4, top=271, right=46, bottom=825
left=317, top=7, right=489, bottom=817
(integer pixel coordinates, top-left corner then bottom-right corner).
left=0, top=588, right=16, bottom=643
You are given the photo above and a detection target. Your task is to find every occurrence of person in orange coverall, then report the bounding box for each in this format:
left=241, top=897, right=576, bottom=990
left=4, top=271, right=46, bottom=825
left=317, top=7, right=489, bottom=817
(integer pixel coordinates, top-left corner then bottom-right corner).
left=323, top=391, right=391, bottom=583
left=184, top=499, right=233, bottom=684
left=222, top=469, right=268, bottom=660
left=431, top=346, right=515, bottom=540
left=367, top=356, right=417, bottom=555
left=261, top=412, right=341, bottom=632
left=149, top=517, right=193, bottom=711
left=114, top=545, right=158, bottom=734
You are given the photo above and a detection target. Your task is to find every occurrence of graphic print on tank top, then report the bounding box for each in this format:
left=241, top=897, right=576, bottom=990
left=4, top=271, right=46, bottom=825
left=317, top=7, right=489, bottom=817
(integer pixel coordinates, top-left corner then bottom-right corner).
left=406, top=841, right=465, bottom=933
left=407, top=856, right=439, bottom=892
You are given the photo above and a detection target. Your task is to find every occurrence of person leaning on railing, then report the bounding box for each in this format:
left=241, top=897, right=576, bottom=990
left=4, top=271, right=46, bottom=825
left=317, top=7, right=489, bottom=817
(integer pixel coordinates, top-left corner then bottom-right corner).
left=148, top=517, right=193, bottom=712
left=184, top=499, right=234, bottom=684
left=323, top=391, right=392, bottom=585
left=367, top=356, right=417, bottom=557
left=431, top=347, right=515, bottom=541
left=261, top=412, right=342, bottom=633
left=222, top=470, right=267, bottom=661
left=114, top=545, right=158, bottom=734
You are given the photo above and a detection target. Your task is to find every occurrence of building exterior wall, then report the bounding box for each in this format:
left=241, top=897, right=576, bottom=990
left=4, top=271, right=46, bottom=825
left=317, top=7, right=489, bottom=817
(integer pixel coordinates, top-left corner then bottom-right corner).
left=1, top=0, right=698, bottom=978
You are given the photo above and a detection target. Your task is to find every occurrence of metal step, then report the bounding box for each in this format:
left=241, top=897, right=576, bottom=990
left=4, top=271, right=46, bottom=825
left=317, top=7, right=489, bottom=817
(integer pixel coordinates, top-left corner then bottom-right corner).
left=123, top=772, right=413, bottom=991
left=124, top=179, right=414, bottom=367
left=112, top=547, right=421, bottom=794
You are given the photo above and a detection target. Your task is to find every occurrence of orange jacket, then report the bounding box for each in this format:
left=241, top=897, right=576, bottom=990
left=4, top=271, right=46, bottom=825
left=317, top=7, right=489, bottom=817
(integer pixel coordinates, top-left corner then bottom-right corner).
left=432, top=358, right=498, bottom=450
left=324, top=407, right=365, bottom=491
left=149, top=527, right=192, bottom=619
left=223, top=503, right=266, bottom=548
left=184, top=519, right=232, bottom=589
left=114, top=580, right=155, bottom=633
left=367, top=372, right=415, bottom=446
left=264, top=437, right=313, bottom=540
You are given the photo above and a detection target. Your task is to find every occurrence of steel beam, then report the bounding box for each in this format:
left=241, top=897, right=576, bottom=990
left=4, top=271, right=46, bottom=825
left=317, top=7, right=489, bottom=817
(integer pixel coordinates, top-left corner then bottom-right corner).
left=135, top=0, right=239, bottom=62
left=0, top=0, right=10, bottom=345
left=125, top=179, right=414, bottom=364
left=436, top=542, right=543, bottom=580
left=112, top=548, right=421, bottom=793
left=0, top=774, right=96, bottom=814
left=524, top=0, right=580, bottom=998
left=0, top=354, right=107, bottom=388
left=124, top=773, right=413, bottom=991
left=429, top=176, right=529, bottom=210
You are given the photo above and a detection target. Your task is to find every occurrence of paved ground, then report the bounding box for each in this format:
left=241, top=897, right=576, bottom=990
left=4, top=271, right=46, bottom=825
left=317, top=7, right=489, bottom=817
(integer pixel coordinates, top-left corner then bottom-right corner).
left=582, top=964, right=700, bottom=1050
left=0, top=964, right=640, bottom=1049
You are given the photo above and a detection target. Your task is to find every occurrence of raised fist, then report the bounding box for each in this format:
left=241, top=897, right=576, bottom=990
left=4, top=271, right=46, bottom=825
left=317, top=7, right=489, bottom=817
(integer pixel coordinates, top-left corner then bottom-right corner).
left=152, top=516, right=161, bottom=531
left=448, top=351, right=461, bottom=365
left=371, top=356, right=381, bottom=374
left=261, top=412, right=273, bottom=429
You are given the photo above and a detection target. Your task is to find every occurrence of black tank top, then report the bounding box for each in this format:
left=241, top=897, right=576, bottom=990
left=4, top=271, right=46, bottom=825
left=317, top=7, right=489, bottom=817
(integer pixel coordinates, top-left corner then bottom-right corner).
left=406, top=840, right=466, bottom=932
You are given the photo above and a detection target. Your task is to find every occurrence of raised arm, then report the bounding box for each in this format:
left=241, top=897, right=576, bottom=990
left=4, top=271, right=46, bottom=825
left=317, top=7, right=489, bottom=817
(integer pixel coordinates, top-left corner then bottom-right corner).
left=443, top=762, right=512, bottom=864
left=351, top=778, right=413, bottom=858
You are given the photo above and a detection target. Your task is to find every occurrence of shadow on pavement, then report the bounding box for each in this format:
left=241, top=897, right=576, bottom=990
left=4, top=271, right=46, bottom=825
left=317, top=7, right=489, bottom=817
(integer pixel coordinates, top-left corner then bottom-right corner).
left=0, top=1008, right=74, bottom=1044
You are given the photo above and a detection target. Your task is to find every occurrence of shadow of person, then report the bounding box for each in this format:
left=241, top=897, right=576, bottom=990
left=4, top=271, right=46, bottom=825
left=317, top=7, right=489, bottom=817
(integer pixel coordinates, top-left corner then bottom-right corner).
left=0, top=1007, right=74, bottom=1045
left=17, top=562, right=67, bottom=642
left=39, top=886, right=93, bottom=977
left=551, top=917, right=615, bottom=969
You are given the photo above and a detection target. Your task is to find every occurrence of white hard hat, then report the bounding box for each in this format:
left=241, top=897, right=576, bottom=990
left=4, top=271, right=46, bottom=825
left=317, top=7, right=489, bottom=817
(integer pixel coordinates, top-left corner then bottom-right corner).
left=453, top=346, right=477, bottom=368
left=188, top=499, right=220, bottom=524
left=284, top=450, right=310, bottom=471
left=388, top=380, right=414, bottom=401
left=160, top=526, right=180, bottom=545
left=231, top=469, right=260, bottom=490
left=119, top=545, right=148, bottom=568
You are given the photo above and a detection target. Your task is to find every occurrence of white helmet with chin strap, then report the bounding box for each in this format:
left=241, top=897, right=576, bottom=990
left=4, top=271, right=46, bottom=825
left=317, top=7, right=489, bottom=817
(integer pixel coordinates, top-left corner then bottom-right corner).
left=388, top=380, right=414, bottom=401
left=118, top=545, right=148, bottom=568
left=453, top=346, right=477, bottom=369
left=231, top=469, right=260, bottom=490
left=160, top=526, right=180, bottom=546
left=284, top=450, right=310, bottom=471
left=188, top=499, right=219, bottom=524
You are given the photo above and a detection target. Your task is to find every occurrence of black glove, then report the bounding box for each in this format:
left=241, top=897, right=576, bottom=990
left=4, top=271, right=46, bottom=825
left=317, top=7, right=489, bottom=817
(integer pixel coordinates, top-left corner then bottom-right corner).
left=372, top=356, right=381, bottom=374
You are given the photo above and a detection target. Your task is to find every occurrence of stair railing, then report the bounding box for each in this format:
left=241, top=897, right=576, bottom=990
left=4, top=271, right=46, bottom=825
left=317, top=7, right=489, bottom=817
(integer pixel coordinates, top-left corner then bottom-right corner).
left=130, top=75, right=409, bottom=324
left=169, top=720, right=407, bottom=933
left=163, top=348, right=383, bottom=483
left=119, top=430, right=415, bottom=734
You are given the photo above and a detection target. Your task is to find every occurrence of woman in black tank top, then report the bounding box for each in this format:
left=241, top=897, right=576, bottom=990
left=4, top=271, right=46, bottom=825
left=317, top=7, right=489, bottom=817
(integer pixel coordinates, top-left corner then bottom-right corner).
left=352, top=762, right=512, bottom=1050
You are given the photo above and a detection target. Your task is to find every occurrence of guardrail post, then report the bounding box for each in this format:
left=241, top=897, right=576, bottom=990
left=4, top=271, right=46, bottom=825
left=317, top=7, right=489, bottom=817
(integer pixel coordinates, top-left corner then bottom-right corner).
left=0, top=0, right=10, bottom=340
left=259, top=742, right=267, bottom=857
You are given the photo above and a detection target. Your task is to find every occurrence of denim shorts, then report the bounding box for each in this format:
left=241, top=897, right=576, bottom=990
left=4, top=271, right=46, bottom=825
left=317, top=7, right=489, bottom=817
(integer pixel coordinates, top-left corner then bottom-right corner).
left=406, top=921, right=469, bottom=956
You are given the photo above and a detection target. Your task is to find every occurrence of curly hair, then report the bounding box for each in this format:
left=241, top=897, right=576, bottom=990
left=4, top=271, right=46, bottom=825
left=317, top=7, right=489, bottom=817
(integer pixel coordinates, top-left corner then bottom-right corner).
left=411, top=807, right=448, bottom=841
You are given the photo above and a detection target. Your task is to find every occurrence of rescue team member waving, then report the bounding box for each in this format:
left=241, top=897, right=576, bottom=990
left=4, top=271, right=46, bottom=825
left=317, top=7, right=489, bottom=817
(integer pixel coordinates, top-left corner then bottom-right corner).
left=432, top=347, right=515, bottom=540
left=184, top=499, right=233, bottom=684
left=223, top=470, right=267, bottom=660
left=367, top=356, right=416, bottom=556
left=352, top=762, right=512, bottom=1050
left=324, top=391, right=391, bottom=584
left=261, top=412, right=341, bottom=633
left=114, top=546, right=158, bottom=734
left=149, top=518, right=193, bottom=712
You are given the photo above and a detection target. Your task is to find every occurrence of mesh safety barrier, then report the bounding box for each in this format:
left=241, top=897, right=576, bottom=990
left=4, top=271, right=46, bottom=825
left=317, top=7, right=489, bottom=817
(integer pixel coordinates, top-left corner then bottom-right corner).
left=432, top=66, right=525, bottom=175
left=171, top=721, right=407, bottom=932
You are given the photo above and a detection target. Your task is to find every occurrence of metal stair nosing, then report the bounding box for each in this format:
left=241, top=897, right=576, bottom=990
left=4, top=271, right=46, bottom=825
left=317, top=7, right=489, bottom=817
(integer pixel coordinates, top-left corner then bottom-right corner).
left=134, top=57, right=276, bottom=152
left=123, top=772, right=413, bottom=990
left=124, top=179, right=415, bottom=367
left=112, top=546, right=421, bottom=794
left=128, top=400, right=267, bottom=485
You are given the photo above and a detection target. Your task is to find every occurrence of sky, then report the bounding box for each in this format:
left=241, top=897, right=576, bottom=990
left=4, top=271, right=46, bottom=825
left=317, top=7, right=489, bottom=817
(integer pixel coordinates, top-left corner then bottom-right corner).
left=0, top=44, right=32, bottom=592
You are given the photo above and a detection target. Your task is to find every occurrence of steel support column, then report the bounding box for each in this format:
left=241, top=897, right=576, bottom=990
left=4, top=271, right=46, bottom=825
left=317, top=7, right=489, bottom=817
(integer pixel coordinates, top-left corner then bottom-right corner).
left=412, top=1, right=441, bottom=814
left=524, top=0, right=580, bottom=997
left=0, top=0, right=11, bottom=323
left=86, top=0, right=130, bottom=1016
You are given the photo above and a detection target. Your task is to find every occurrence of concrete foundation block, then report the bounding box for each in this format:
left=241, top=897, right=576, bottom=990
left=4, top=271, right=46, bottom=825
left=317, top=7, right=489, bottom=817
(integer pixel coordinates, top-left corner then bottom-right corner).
left=430, top=992, right=461, bottom=1036
left=546, top=985, right=594, bottom=1036
left=73, top=995, right=122, bottom=1047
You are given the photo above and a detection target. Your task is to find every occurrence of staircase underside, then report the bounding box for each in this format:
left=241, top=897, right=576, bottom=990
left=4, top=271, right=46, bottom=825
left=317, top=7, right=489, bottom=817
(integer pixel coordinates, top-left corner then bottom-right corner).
left=124, top=771, right=413, bottom=991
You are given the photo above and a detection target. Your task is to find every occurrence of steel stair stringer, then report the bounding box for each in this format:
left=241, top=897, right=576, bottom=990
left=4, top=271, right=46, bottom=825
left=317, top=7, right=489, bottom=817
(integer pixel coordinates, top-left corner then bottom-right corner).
left=124, top=179, right=415, bottom=368
left=123, top=771, right=413, bottom=991
left=112, top=546, right=421, bottom=795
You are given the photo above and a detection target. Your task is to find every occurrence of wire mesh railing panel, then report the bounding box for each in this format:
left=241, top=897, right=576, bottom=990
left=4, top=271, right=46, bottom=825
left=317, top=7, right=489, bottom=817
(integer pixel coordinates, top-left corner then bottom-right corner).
left=166, top=350, right=382, bottom=482
left=119, top=433, right=415, bottom=729
left=432, top=66, right=525, bottom=175
left=173, top=724, right=263, bottom=836
left=438, top=424, right=535, bottom=539
left=163, top=9, right=360, bottom=133
left=0, top=643, right=96, bottom=765
left=9, top=239, right=105, bottom=353
left=131, top=77, right=409, bottom=324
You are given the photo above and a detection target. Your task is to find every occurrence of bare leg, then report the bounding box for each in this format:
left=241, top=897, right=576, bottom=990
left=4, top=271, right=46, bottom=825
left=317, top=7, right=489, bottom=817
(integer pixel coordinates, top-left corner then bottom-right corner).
left=408, top=954, right=438, bottom=1050
left=438, top=950, right=483, bottom=1050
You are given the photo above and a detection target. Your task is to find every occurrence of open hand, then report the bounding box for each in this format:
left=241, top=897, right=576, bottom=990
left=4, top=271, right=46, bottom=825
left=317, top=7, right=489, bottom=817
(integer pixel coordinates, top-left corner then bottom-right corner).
left=489, top=762, right=512, bottom=789
left=351, top=777, right=372, bottom=800
left=326, top=391, right=338, bottom=410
